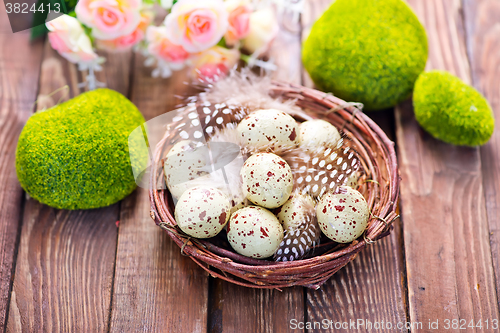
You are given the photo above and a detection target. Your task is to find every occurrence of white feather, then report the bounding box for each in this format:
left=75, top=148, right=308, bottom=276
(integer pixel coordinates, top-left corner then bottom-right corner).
left=192, top=68, right=307, bottom=118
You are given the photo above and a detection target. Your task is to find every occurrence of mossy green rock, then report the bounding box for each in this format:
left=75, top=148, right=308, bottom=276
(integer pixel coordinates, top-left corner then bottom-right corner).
left=413, top=71, right=494, bottom=146
left=302, top=0, right=428, bottom=110
left=16, top=88, right=146, bottom=210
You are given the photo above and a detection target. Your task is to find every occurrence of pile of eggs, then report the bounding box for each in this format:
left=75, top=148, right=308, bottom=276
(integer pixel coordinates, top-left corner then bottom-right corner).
left=165, top=109, right=370, bottom=259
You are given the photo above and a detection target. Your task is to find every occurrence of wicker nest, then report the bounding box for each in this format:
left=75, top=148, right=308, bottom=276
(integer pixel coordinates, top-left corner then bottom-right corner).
left=149, top=81, right=399, bottom=290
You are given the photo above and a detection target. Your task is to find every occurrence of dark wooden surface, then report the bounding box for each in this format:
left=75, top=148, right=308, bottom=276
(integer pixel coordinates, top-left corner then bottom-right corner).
left=1, top=1, right=499, bottom=332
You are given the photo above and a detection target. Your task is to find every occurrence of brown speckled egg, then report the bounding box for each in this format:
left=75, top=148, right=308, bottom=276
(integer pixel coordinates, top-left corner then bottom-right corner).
left=227, top=206, right=284, bottom=258
left=240, top=153, right=293, bottom=208
left=163, top=141, right=209, bottom=199
left=298, top=119, right=341, bottom=149
left=276, top=193, right=315, bottom=230
left=175, top=186, right=231, bottom=238
left=237, top=109, right=298, bottom=153
left=316, top=186, right=369, bottom=243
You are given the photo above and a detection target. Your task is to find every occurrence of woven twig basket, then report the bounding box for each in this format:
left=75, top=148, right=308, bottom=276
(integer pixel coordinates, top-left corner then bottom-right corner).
left=149, top=81, right=400, bottom=290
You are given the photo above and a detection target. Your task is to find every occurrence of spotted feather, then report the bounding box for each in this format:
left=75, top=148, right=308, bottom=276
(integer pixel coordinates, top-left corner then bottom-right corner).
left=274, top=215, right=321, bottom=262
left=282, top=137, right=360, bottom=200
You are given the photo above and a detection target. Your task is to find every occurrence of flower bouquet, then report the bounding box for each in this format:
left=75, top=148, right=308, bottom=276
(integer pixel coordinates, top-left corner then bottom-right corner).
left=45, top=0, right=283, bottom=88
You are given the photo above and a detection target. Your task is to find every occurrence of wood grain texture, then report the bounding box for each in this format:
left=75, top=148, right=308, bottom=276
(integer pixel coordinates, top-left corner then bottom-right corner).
left=6, top=42, right=132, bottom=332
left=0, top=7, right=44, bottom=331
left=7, top=202, right=119, bottom=333
left=301, top=1, right=409, bottom=331
left=463, top=0, right=500, bottom=308
left=300, top=0, right=331, bottom=89
left=395, top=0, right=500, bottom=329
left=306, top=234, right=408, bottom=333
left=110, top=60, right=209, bottom=333
left=209, top=284, right=304, bottom=333
left=207, top=11, right=305, bottom=333
left=409, top=0, right=471, bottom=82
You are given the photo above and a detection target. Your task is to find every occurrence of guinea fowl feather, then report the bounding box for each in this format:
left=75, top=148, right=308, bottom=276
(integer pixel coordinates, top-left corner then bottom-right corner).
left=274, top=192, right=320, bottom=262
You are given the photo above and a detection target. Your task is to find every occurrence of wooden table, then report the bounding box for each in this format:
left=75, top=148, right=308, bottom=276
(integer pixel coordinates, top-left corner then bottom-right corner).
left=1, top=0, right=499, bottom=332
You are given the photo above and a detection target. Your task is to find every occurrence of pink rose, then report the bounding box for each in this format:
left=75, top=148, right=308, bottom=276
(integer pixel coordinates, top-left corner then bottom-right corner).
left=46, top=15, right=99, bottom=64
left=191, top=46, right=240, bottom=82
left=48, top=31, right=72, bottom=54
left=97, top=10, right=152, bottom=52
left=146, top=26, right=190, bottom=64
left=242, top=8, right=279, bottom=56
left=75, top=0, right=142, bottom=40
left=164, top=0, right=229, bottom=53
left=224, top=0, right=251, bottom=46
left=97, top=28, right=144, bottom=51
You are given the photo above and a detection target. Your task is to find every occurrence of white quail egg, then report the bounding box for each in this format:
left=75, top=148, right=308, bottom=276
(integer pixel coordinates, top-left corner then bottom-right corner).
left=163, top=141, right=210, bottom=199
left=316, top=186, right=369, bottom=243
left=175, top=186, right=231, bottom=238
left=227, top=206, right=284, bottom=258
left=240, top=153, right=293, bottom=208
left=237, top=109, right=298, bottom=153
left=276, top=193, right=315, bottom=230
left=298, top=119, right=341, bottom=149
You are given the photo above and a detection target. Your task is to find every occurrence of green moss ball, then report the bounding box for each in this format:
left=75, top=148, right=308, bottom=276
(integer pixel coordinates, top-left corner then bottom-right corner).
left=302, top=0, right=428, bottom=110
left=16, top=88, right=146, bottom=210
left=413, top=71, right=494, bottom=146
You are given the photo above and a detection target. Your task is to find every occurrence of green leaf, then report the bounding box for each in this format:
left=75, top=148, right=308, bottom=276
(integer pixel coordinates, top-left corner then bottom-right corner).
left=216, top=37, right=227, bottom=48
left=30, top=0, right=77, bottom=40
left=30, top=0, right=49, bottom=39
left=66, top=0, right=78, bottom=8
left=31, top=24, right=48, bottom=40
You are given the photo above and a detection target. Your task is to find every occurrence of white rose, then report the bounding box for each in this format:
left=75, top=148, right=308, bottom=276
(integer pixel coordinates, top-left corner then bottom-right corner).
left=242, top=8, right=279, bottom=56
left=46, top=15, right=99, bottom=64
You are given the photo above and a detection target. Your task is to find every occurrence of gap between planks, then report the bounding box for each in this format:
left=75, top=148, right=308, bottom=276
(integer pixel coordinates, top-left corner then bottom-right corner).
left=5, top=40, right=132, bottom=332
left=0, top=8, right=44, bottom=331
left=462, top=0, right=500, bottom=311
left=301, top=1, right=409, bottom=332
left=109, top=62, right=210, bottom=332
left=207, top=8, right=305, bottom=333
left=396, top=0, right=500, bottom=330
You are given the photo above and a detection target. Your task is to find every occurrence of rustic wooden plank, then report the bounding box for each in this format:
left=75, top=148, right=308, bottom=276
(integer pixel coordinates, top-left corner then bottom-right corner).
left=207, top=10, right=305, bottom=333
left=209, top=284, right=304, bottom=333
left=301, top=1, right=409, bottom=332
left=306, top=233, right=409, bottom=332
left=463, top=0, right=500, bottom=308
left=109, top=61, right=209, bottom=332
left=6, top=42, right=132, bottom=332
left=395, top=0, right=500, bottom=329
left=0, top=8, right=44, bottom=331
left=300, top=0, right=331, bottom=89
left=6, top=202, right=119, bottom=333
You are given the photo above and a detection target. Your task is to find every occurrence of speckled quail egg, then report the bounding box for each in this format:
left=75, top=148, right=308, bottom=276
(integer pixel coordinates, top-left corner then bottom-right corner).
left=175, top=186, right=231, bottom=238
left=237, top=109, right=298, bottom=153
left=316, top=186, right=369, bottom=243
left=276, top=193, right=315, bottom=230
left=227, top=206, right=284, bottom=258
left=345, top=171, right=360, bottom=189
left=240, top=153, right=294, bottom=208
left=298, top=119, right=341, bottom=149
left=163, top=140, right=210, bottom=199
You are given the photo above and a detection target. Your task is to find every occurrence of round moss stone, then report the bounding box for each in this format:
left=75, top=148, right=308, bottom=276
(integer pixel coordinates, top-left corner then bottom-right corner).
left=16, top=88, right=146, bottom=210
left=413, top=70, right=494, bottom=146
left=302, top=0, right=428, bottom=110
